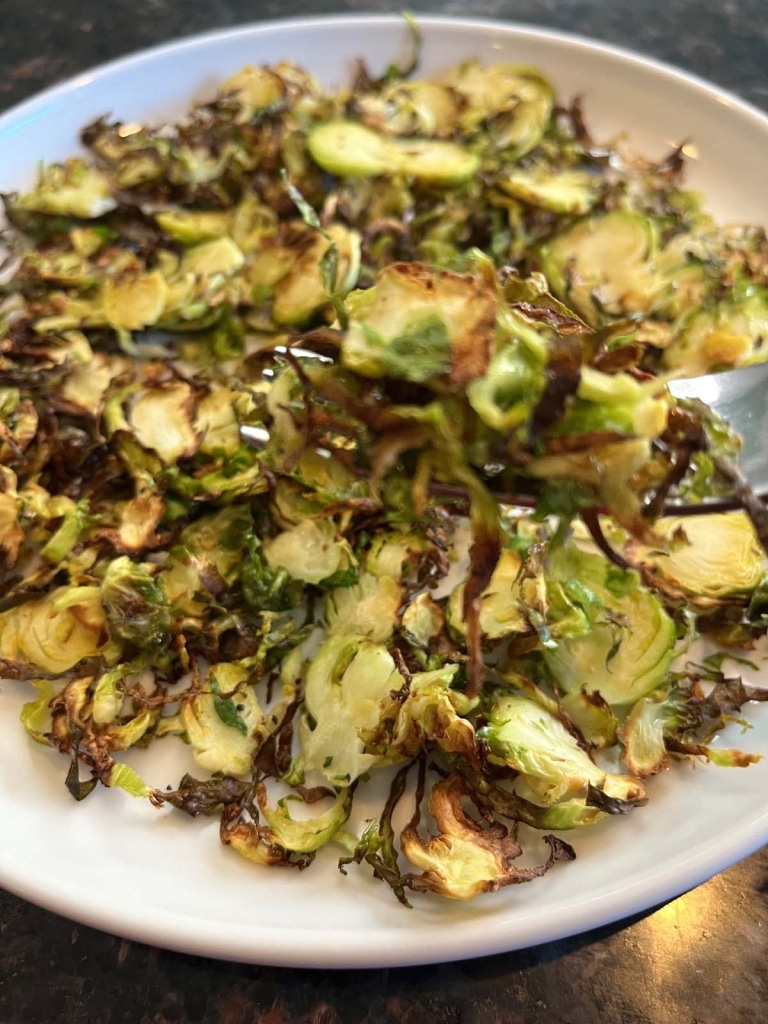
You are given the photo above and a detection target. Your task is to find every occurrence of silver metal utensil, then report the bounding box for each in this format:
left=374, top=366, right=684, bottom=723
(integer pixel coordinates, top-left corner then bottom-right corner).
left=667, top=361, right=768, bottom=501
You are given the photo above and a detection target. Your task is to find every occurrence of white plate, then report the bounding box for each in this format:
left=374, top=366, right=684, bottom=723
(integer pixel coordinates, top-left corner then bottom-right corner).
left=1, top=15, right=768, bottom=969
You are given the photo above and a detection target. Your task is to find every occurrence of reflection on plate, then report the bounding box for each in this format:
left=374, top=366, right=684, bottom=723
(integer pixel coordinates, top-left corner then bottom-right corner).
left=1, top=15, right=768, bottom=969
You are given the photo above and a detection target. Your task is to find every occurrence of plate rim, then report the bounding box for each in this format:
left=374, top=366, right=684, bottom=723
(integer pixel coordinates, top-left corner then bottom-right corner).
left=1, top=12, right=768, bottom=969
left=1, top=12, right=768, bottom=135
left=2, top=791, right=768, bottom=968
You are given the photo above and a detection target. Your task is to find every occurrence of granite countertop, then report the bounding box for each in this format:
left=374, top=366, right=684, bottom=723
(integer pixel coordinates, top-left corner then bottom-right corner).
left=1, top=2, right=767, bottom=1022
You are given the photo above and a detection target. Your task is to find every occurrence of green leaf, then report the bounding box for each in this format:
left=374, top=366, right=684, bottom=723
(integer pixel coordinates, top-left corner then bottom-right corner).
left=317, top=564, right=360, bottom=590
left=20, top=680, right=56, bottom=745
left=242, top=532, right=296, bottom=612
left=65, top=728, right=98, bottom=802
left=318, top=242, right=349, bottom=329
left=109, top=762, right=153, bottom=798
left=282, top=171, right=350, bottom=329
left=382, top=11, right=423, bottom=85
left=379, top=317, right=452, bottom=383
left=281, top=169, right=323, bottom=231
left=319, top=242, right=339, bottom=297
left=210, top=677, right=249, bottom=736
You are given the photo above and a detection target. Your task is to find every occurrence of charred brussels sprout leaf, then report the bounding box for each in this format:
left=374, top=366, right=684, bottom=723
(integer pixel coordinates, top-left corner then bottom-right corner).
left=100, top=557, right=171, bottom=650
left=399, top=775, right=574, bottom=900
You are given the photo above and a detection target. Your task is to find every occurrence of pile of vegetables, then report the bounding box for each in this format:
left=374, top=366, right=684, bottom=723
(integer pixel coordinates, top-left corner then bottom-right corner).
left=2, top=35, right=768, bottom=903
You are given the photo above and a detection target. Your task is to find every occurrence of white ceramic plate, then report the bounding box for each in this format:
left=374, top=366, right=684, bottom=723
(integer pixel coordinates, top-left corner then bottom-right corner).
left=1, top=15, right=768, bottom=969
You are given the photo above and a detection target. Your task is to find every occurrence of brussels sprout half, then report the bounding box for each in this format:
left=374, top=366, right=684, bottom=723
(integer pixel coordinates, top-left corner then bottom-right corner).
left=479, top=694, right=646, bottom=807
left=541, top=543, right=677, bottom=707
left=540, top=211, right=663, bottom=324
left=625, top=512, right=766, bottom=609
left=308, top=121, right=479, bottom=185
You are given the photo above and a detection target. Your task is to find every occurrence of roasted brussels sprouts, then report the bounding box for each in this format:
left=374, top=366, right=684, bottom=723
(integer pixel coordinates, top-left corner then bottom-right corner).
left=3, top=38, right=767, bottom=910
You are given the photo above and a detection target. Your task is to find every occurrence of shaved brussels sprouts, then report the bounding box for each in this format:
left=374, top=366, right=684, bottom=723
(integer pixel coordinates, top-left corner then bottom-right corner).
left=541, top=542, right=677, bottom=706
left=264, top=518, right=355, bottom=586
left=400, top=775, right=572, bottom=900
left=102, top=271, right=168, bottom=331
left=390, top=666, right=476, bottom=759
left=100, top=557, right=171, bottom=650
left=480, top=694, right=646, bottom=807
left=308, top=121, right=479, bottom=184
left=3, top=40, right=767, bottom=909
left=354, top=80, right=460, bottom=137
left=12, top=159, right=117, bottom=218
left=662, top=291, right=768, bottom=373
left=343, top=262, right=497, bottom=388
left=181, top=664, right=265, bottom=775
left=540, top=212, right=663, bottom=323
left=0, top=586, right=113, bottom=674
left=299, top=635, right=405, bottom=784
left=325, top=572, right=403, bottom=644
left=447, top=548, right=529, bottom=641
left=500, top=167, right=599, bottom=215
left=257, top=786, right=353, bottom=854
left=625, top=512, right=766, bottom=609
left=450, top=61, right=554, bottom=156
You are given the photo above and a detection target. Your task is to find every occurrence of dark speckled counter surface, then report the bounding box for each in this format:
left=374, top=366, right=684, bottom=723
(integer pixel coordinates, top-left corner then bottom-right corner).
left=1, top=2, right=768, bottom=1022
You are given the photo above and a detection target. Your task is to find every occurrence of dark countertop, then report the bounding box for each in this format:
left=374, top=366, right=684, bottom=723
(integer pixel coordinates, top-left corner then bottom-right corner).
left=1, top=2, right=767, bottom=1022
